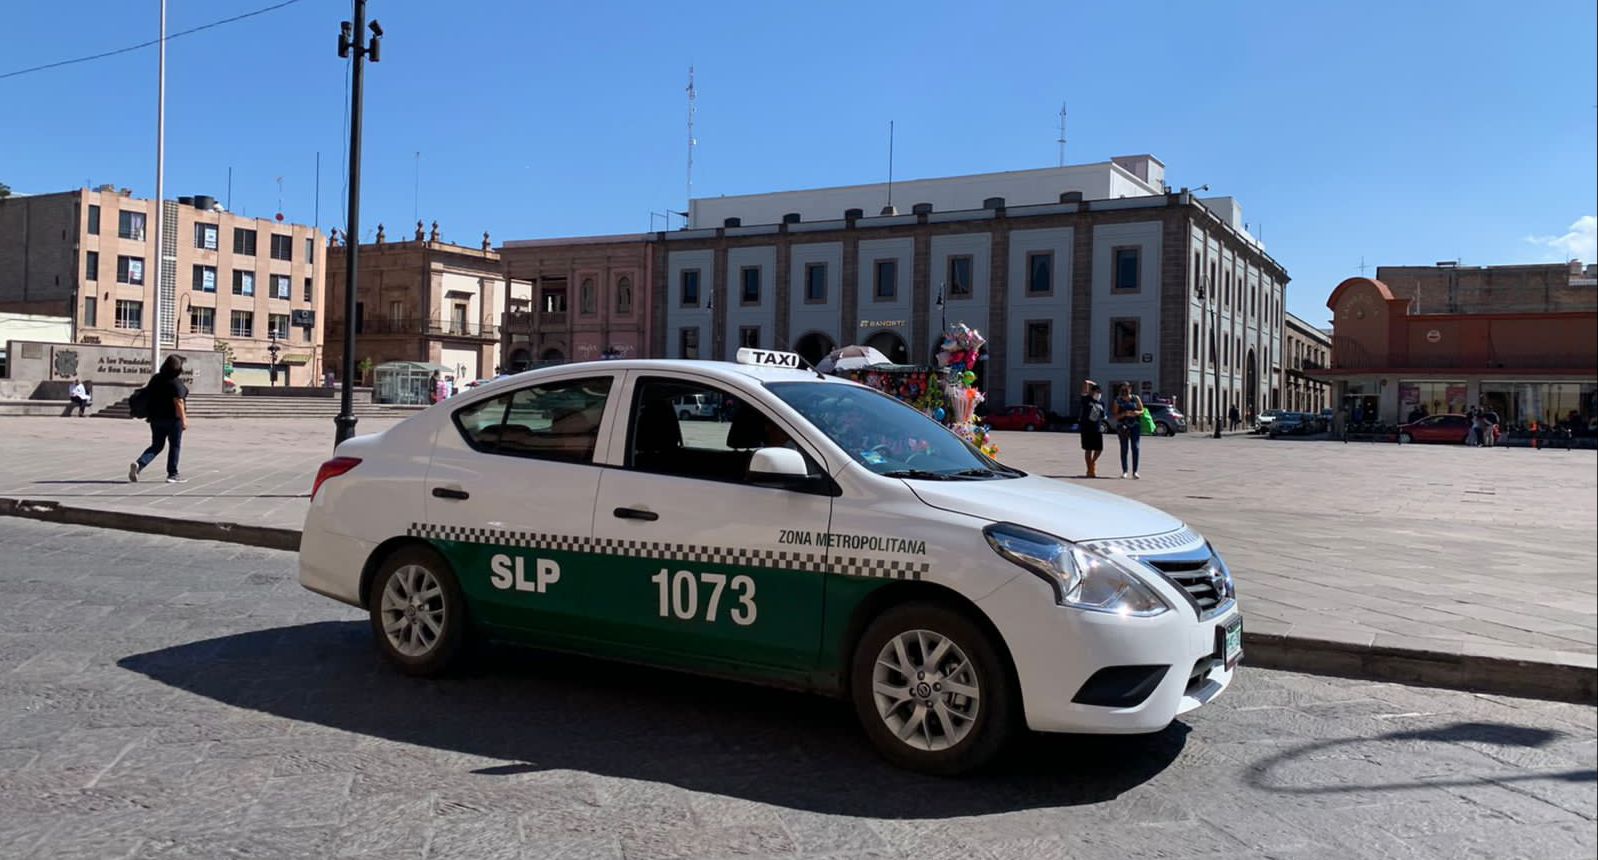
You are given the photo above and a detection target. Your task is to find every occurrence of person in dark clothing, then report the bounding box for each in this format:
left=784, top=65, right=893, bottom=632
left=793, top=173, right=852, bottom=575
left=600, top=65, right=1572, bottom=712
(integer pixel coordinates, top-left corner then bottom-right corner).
left=129, top=354, right=190, bottom=484
left=1227, top=405, right=1241, bottom=432
left=1078, top=380, right=1106, bottom=478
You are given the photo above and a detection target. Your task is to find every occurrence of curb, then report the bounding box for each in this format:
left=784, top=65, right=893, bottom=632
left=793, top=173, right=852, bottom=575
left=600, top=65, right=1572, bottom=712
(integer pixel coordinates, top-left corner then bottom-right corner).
left=0, top=498, right=300, bottom=552
left=1242, top=632, right=1596, bottom=706
left=3, top=498, right=1593, bottom=706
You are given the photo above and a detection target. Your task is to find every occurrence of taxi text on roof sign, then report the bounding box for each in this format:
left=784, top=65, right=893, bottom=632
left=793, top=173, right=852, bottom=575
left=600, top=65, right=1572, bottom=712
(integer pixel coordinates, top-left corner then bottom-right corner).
left=736, top=348, right=802, bottom=368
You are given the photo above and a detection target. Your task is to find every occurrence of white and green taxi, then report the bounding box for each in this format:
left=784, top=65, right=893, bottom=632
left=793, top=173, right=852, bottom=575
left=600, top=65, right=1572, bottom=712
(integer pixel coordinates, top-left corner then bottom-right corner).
left=300, top=348, right=1240, bottom=774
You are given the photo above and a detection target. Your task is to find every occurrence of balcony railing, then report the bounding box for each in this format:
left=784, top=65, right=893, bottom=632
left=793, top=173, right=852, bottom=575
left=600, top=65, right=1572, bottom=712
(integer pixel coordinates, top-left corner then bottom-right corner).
left=327, top=317, right=498, bottom=339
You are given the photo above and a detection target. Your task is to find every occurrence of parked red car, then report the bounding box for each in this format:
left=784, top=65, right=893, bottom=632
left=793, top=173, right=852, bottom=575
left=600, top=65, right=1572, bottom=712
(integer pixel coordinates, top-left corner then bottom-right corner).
left=985, top=404, right=1047, bottom=431
left=1398, top=413, right=1474, bottom=444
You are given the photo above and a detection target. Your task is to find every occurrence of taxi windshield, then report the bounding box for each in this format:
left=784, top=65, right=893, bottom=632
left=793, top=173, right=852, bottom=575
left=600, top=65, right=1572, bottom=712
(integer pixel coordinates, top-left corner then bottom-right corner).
left=766, top=382, right=1021, bottom=480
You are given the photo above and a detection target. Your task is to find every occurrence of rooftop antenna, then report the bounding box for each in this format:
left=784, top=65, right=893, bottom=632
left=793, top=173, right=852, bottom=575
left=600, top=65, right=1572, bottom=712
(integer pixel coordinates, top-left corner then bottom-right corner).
left=1357, top=256, right=1368, bottom=276
left=686, top=65, right=696, bottom=227
left=413, top=151, right=420, bottom=224
left=1057, top=102, right=1067, bottom=166
left=887, top=120, right=895, bottom=210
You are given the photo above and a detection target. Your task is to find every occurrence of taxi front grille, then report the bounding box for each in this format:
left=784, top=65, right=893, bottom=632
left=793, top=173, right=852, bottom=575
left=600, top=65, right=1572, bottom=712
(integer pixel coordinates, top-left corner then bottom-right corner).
left=1145, top=557, right=1224, bottom=617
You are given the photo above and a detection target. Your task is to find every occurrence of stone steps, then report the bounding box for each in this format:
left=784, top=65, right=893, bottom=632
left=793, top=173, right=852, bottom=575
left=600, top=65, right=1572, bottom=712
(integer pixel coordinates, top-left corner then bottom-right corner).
left=94, top=394, right=423, bottom=420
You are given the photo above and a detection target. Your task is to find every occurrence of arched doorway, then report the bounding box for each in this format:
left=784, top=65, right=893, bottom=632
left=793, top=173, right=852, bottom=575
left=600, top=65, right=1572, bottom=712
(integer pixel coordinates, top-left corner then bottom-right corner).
left=864, top=330, right=909, bottom=365
left=1244, top=348, right=1259, bottom=421
left=508, top=348, right=531, bottom=372
left=540, top=348, right=565, bottom=364
left=794, top=332, right=835, bottom=366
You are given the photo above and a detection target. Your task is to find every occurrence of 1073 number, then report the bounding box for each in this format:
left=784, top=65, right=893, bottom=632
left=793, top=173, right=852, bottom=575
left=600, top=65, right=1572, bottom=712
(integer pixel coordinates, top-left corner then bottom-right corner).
left=650, top=569, right=757, bottom=626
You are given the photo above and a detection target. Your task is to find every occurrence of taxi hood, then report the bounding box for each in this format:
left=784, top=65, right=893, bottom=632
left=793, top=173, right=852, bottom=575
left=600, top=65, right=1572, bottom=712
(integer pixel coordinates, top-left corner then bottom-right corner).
left=905, top=474, right=1184, bottom=543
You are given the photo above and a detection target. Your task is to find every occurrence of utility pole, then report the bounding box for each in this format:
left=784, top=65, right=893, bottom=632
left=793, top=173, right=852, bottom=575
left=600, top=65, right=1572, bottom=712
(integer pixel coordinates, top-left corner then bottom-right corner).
left=151, top=0, right=167, bottom=369
left=1057, top=102, right=1067, bottom=167
left=334, top=1, right=382, bottom=446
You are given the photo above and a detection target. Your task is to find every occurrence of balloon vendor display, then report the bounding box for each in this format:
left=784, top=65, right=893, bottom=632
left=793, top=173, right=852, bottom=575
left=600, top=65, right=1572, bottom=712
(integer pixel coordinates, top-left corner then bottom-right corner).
left=935, top=323, right=999, bottom=460
left=839, top=365, right=946, bottom=418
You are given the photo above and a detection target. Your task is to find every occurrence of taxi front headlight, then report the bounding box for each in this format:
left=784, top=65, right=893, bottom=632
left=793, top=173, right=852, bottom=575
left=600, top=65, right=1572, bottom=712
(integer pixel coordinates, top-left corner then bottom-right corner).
left=983, top=523, right=1169, bottom=617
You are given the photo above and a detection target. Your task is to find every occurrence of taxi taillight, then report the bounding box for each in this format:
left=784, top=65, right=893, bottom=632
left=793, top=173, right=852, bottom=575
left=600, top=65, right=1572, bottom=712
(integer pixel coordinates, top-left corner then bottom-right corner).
left=312, top=457, right=362, bottom=500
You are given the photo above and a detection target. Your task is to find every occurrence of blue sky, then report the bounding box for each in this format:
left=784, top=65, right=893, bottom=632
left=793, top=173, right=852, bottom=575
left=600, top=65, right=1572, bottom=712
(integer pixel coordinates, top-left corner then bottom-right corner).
left=4, top=0, right=1594, bottom=327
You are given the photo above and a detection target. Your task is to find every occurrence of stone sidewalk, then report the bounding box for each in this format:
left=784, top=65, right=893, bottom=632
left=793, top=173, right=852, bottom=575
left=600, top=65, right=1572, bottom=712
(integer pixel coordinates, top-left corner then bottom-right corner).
left=0, top=415, right=1593, bottom=700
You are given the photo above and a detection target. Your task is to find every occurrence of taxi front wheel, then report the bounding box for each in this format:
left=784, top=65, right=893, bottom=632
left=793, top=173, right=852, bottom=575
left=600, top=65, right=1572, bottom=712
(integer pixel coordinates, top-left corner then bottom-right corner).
left=369, top=546, right=467, bottom=677
left=850, top=603, right=1016, bottom=775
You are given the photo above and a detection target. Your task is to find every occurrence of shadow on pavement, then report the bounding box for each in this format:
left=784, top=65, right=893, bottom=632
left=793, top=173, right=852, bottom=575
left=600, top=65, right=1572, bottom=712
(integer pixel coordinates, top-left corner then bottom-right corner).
left=119, top=620, right=1189, bottom=817
left=1248, top=720, right=1597, bottom=796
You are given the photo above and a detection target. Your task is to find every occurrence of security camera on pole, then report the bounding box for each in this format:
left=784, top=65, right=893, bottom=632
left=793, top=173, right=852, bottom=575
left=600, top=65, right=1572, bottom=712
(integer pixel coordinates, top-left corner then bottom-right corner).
left=333, top=2, right=382, bottom=446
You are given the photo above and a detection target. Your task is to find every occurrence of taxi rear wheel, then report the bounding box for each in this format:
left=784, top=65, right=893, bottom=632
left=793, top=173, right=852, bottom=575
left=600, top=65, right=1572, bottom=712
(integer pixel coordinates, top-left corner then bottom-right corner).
left=369, top=546, right=466, bottom=677
left=850, top=603, right=1015, bottom=775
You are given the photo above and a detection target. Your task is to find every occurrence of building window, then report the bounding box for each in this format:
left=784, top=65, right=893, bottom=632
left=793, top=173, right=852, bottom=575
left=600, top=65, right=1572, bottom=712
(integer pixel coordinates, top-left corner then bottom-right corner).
left=580, top=278, right=596, bottom=315
left=268, top=313, right=290, bottom=341
left=616, top=277, right=632, bottom=315
left=232, top=270, right=255, bottom=296
left=1024, top=320, right=1051, bottom=363
left=947, top=255, right=972, bottom=297
left=1223, top=270, right=1231, bottom=306
left=83, top=297, right=97, bottom=328
left=303, top=277, right=314, bottom=303
left=1022, top=381, right=1051, bottom=409
left=189, top=306, right=215, bottom=335
left=1111, top=318, right=1139, bottom=363
left=304, top=237, right=314, bottom=262
left=114, top=300, right=142, bottom=330
left=116, top=255, right=145, bottom=285
left=389, top=301, right=404, bottom=325
left=1191, top=323, right=1199, bottom=361
left=87, top=204, right=101, bottom=235
left=270, top=274, right=292, bottom=300
left=1026, top=251, right=1052, bottom=295
left=1113, top=247, right=1141, bottom=293
left=117, top=210, right=146, bottom=240
left=679, top=327, right=699, bottom=359
left=85, top=251, right=99, bottom=282
left=451, top=303, right=468, bottom=334
left=679, top=269, right=700, bottom=307
left=739, top=326, right=760, bottom=348
left=270, top=234, right=293, bottom=261
left=542, top=290, right=567, bottom=314
left=230, top=310, right=254, bottom=338
left=804, top=263, right=827, bottom=302
left=1193, top=251, right=1202, bottom=294
left=233, top=228, right=257, bottom=256
left=740, top=267, right=761, bottom=304
left=873, top=259, right=897, bottom=300
left=195, top=223, right=218, bottom=250
left=192, top=265, right=217, bottom=292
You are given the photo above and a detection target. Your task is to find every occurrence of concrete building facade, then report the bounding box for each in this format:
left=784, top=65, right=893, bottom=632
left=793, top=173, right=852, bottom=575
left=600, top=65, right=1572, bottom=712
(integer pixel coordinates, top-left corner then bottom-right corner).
left=1320, top=270, right=1597, bottom=427
left=651, top=161, right=1288, bottom=421
left=498, top=234, right=655, bottom=370
left=1283, top=312, right=1333, bottom=413
left=323, top=222, right=530, bottom=385
left=0, top=187, right=325, bottom=385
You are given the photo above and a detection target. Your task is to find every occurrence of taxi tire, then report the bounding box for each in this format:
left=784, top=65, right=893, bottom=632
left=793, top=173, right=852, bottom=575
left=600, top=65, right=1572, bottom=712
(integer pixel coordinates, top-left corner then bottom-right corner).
left=850, top=603, right=1016, bottom=776
left=369, top=546, right=467, bottom=678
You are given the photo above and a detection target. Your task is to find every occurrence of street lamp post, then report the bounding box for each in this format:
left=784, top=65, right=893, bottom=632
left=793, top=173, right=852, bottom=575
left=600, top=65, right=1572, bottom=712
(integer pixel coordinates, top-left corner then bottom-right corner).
left=267, top=336, right=281, bottom=387
left=333, top=2, right=382, bottom=446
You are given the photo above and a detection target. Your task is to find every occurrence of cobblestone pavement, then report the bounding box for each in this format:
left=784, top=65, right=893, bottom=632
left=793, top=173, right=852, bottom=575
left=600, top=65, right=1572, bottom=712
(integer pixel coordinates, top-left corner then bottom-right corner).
left=2, top=415, right=1593, bottom=675
left=1, top=520, right=1594, bottom=859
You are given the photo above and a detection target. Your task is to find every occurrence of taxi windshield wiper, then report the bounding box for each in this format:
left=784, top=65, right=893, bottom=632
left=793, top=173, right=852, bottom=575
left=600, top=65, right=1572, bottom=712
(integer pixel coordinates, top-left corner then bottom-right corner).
left=949, top=467, right=1015, bottom=479
left=880, top=468, right=961, bottom=481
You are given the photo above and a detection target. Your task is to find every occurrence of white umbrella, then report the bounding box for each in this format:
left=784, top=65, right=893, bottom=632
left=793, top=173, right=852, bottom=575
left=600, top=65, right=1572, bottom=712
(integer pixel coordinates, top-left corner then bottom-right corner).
left=816, top=344, right=891, bottom=373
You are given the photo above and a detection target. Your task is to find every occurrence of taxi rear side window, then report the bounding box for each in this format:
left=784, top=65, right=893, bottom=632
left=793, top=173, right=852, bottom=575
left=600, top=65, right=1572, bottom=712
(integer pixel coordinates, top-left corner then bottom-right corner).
left=453, top=376, right=613, bottom=465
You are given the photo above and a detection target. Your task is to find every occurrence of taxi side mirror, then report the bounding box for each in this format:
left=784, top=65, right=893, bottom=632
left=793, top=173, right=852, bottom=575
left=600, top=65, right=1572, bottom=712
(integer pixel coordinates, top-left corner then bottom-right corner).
left=747, top=447, right=821, bottom=492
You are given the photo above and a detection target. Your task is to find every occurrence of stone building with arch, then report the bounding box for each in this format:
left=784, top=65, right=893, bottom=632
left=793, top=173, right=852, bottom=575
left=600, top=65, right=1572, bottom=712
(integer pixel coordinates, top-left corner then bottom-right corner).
left=498, top=234, right=655, bottom=372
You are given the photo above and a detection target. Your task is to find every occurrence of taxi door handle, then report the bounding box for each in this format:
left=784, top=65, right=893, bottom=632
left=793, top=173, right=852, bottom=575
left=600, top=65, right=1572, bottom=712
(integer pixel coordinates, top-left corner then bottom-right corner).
left=432, top=487, right=470, bottom=501
left=613, top=507, right=659, bottom=522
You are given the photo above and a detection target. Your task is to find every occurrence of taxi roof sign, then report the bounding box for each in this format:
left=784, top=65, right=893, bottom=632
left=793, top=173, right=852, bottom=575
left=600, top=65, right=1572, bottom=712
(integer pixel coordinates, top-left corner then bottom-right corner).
left=736, top=348, right=803, bottom=369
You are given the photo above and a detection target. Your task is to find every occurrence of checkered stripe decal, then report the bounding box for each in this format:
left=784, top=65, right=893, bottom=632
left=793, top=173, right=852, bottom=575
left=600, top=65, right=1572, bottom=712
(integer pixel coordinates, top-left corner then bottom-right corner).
left=1083, top=526, right=1205, bottom=556
left=408, top=523, right=926, bottom=580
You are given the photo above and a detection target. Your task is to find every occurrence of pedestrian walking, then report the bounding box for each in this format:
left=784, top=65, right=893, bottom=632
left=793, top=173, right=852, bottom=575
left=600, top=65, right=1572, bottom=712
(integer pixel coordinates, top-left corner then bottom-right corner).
left=1228, top=404, right=1241, bottom=432
left=1078, top=380, right=1106, bottom=478
left=428, top=370, right=445, bottom=405
left=1333, top=406, right=1348, bottom=443
left=68, top=378, right=91, bottom=417
left=1111, top=383, right=1146, bottom=479
left=128, top=354, right=189, bottom=484
left=1466, top=406, right=1482, bottom=447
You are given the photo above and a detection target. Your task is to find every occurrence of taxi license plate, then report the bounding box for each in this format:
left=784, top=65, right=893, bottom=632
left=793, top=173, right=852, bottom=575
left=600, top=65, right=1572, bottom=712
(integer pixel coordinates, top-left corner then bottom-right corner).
left=1217, top=617, right=1243, bottom=669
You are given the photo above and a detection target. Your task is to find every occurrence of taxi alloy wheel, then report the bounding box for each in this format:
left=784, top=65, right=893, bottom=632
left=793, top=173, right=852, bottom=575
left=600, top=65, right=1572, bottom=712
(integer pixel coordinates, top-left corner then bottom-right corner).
left=851, top=604, right=1015, bottom=775
left=370, top=546, right=466, bottom=677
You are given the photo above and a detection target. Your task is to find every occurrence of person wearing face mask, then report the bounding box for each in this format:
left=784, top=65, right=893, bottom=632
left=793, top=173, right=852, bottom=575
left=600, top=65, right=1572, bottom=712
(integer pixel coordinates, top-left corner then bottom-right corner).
left=1078, top=380, right=1106, bottom=478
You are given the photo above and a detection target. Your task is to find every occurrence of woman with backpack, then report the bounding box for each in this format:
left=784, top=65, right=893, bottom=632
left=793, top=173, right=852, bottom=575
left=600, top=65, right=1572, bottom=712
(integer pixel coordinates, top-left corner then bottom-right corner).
left=127, top=354, right=189, bottom=484
left=1078, top=380, right=1106, bottom=478
left=1111, top=383, right=1148, bottom=479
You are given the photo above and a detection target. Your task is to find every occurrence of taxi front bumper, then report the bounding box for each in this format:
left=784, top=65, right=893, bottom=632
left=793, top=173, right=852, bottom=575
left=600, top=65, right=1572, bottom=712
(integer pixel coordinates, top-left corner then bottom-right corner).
left=978, top=573, right=1240, bottom=734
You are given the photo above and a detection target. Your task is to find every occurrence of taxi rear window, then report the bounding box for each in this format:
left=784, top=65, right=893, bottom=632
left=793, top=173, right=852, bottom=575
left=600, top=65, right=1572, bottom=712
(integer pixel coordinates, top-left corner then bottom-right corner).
left=452, top=377, right=612, bottom=464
